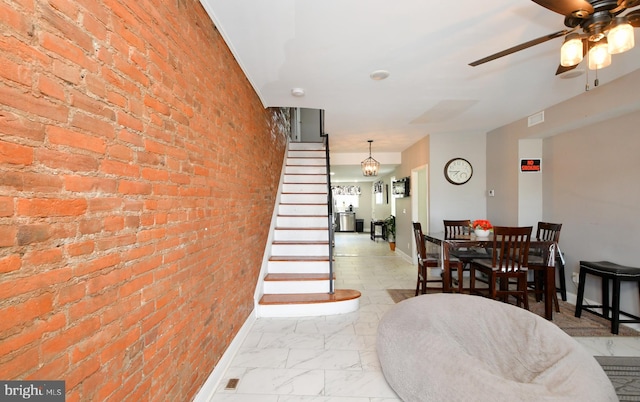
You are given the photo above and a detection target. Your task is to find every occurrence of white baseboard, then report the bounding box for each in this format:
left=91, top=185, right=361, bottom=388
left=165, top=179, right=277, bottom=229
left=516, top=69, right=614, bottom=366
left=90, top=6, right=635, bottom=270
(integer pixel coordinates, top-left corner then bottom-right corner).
left=192, top=310, right=256, bottom=402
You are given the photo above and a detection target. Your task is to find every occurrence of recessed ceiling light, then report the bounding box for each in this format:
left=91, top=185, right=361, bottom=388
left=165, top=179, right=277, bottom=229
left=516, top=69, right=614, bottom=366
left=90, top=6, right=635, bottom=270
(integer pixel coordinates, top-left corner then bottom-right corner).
left=370, top=70, right=390, bottom=81
left=291, top=88, right=305, bottom=97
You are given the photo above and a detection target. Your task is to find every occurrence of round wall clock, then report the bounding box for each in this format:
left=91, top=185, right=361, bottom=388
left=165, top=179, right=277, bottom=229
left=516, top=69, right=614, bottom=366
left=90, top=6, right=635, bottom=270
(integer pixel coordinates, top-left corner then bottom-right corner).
left=444, top=158, right=473, bottom=185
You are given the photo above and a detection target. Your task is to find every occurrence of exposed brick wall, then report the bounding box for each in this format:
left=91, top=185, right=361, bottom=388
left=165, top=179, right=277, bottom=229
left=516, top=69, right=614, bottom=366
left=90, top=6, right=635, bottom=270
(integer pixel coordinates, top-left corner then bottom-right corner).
left=0, top=0, right=287, bottom=400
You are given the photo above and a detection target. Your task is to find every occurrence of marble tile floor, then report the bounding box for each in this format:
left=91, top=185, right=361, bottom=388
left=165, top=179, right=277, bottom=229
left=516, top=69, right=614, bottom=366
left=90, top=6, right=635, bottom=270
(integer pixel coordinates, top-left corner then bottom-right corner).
left=209, top=232, right=640, bottom=402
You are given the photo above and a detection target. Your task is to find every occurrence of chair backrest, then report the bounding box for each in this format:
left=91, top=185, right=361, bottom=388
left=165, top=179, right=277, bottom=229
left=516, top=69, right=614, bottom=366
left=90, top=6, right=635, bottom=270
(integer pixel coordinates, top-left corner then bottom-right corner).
left=443, top=220, right=471, bottom=239
left=536, top=222, right=562, bottom=242
left=490, top=226, right=532, bottom=272
left=413, top=222, right=427, bottom=261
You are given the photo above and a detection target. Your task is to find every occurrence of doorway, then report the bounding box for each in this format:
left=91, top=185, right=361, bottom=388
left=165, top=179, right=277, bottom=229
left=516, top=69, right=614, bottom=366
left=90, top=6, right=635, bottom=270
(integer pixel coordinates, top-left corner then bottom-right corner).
left=411, top=165, right=429, bottom=264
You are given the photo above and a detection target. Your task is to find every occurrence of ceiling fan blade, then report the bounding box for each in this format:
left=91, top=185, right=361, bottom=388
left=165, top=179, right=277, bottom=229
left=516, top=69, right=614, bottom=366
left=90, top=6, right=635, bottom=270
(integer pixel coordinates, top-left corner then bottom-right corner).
left=555, top=63, right=579, bottom=75
left=627, top=9, right=640, bottom=27
left=622, top=0, right=640, bottom=9
left=469, top=29, right=572, bottom=67
left=532, top=0, right=594, bottom=17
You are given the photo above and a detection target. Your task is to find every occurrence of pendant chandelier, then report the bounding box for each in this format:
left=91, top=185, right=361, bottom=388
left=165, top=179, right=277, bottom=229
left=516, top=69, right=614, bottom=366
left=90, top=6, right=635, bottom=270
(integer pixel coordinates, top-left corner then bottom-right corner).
left=361, top=140, right=380, bottom=177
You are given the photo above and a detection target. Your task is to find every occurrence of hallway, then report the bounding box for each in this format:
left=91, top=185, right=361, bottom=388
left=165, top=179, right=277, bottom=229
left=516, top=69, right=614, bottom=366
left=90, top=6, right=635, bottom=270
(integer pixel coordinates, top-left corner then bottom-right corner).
left=209, top=232, right=640, bottom=401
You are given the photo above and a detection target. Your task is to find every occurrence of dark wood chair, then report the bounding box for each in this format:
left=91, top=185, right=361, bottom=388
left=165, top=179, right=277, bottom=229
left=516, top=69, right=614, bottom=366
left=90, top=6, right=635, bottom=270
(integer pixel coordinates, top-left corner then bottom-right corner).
left=528, top=222, right=562, bottom=312
left=443, top=220, right=490, bottom=288
left=470, top=226, right=533, bottom=309
left=413, top=222, right=462, bottom=295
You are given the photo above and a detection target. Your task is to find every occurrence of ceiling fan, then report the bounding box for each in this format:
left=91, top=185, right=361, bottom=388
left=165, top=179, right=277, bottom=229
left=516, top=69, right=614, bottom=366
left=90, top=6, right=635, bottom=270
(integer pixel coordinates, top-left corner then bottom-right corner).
left=469, top=0, right=640, bottom=75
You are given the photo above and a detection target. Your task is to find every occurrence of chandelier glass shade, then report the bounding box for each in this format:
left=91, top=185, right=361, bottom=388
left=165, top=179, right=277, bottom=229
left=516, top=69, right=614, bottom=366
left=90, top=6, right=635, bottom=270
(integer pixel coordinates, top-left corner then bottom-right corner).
left=608, top=17, right=635, bottom=54
left=588, top=39, right=612, bottom=70
left=361, top=140, right=380, bottom=177
left=560, top=34, right=583, bottom=67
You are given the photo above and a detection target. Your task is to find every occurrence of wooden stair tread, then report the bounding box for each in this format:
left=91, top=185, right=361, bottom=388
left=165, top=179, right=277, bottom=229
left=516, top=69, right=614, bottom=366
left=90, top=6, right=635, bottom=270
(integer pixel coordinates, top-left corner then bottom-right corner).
left=259, top=289, right=361, bottom=305
left=265, top=273, right=335, bottom=281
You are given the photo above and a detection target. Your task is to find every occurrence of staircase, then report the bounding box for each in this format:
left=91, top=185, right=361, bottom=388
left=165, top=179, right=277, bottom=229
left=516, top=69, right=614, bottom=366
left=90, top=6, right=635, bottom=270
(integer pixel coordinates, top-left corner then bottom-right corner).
left=256, top=142, right=361, bottom=317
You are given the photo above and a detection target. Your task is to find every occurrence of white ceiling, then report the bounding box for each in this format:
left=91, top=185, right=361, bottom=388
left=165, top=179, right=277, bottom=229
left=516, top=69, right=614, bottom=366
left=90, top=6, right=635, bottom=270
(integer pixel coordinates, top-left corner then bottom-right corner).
left=199, top=0, right=640, bottom=182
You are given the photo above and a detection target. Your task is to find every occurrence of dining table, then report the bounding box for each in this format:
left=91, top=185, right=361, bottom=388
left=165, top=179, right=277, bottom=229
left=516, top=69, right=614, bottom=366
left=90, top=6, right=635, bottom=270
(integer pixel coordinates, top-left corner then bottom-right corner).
left=424, top=232, right=558, bottom=320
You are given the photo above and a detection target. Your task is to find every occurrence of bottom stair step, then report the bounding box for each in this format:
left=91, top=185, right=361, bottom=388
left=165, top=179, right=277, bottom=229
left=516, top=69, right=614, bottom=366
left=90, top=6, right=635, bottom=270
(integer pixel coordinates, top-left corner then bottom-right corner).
left=259, top=289, right=361, bottom=305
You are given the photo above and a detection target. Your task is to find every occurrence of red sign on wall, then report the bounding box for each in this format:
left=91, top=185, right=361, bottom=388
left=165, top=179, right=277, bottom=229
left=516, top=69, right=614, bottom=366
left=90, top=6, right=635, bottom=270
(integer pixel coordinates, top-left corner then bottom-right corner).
left=520, top=159, right=541, bottom=172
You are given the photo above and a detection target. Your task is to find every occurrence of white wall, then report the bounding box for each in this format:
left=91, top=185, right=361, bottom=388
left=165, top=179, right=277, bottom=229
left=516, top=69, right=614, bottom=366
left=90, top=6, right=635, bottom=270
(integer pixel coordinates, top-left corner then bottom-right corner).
left=429, top=132, right=487, bottom=233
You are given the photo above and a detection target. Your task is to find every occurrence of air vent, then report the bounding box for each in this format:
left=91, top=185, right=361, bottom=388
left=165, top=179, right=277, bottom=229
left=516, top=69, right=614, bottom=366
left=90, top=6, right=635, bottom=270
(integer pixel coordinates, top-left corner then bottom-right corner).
left=225, top=378, right=239, bottom=390
left=528, top=111, right=544, bottom=127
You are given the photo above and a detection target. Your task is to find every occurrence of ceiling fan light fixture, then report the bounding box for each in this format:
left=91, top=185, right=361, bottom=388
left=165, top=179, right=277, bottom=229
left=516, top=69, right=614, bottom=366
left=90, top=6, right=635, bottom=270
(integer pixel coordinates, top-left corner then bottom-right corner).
left=588, top=39, right=612, bottom=70
left=560, top=34, right=584, bottom=66
left=361, top=140, right=380, bottom=177
left=607, top=17, right=635, bottom=54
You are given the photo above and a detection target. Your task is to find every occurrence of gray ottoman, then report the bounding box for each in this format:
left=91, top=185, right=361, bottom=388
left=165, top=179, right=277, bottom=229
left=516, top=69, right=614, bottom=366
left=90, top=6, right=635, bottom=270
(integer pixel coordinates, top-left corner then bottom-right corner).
left=377, top=293, right=617, bottom=402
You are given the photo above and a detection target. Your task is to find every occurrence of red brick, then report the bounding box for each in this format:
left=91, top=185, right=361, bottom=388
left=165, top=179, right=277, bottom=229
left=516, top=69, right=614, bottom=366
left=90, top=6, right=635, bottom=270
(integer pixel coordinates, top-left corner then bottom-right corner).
left=0, top=346, right=39, bottom=379
left=40, top=4, right=92, bottom=52
left=0, top=254, right=21, bottom=273
left=37, top=74, right=66, bottom=101
left=0, top=266, right=71, bottom=300
left=0, top=2, right=32, bottom=35
left=107, top=144, right=133, bottom=161
left=68, top=289, right=118, bottom=321
left=64, top=175, right=118, bottom=193
left=0, top=85, right=68, bottom=122
left=0, top=293, right=54, bottom=333
left=25, top=354, right=69, bottom=382
left=3, top=313, right=65, bottom=356
left=16, top=224, right=51, bottom=245
left=0, top=197, right=13, bottom=217
left=118, top=180, right=151, bottom=195
left=71, top=113, right=116, bottom=140
left=57, top=281, right=87, bottom=306
left=17, top=198, right=87, bottom=217
left=23, top=247, right=63, bottom=266
left=0, top=225, right=17, bottom=247
left=40, top=31, right=97, bottom=72
left=36, top=148, right=99, bottom=172
left=66, top=240, right=95, bottom=256
left=103, top=215, right=124, bottom=232
left=117, top=110, right=144, bottom=131
left=0, top=54, right=32, bottom=86
left=74, top=253, right=120, bottom=277
left=87, top=197, right=122, bottom=212
left=0, top=140, right=33, bottom=165
left=100, top=159, right=139, bottom=177
left=52, top=59, right=82, bottom=85
left=69, top=88, right=115, bottom=120
left=0, top=110, right=46, bottom=143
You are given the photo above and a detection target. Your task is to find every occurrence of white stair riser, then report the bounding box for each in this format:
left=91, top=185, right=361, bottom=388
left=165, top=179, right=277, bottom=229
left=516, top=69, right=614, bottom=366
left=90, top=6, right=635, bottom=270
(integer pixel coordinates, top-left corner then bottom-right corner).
left=282, top=183, right=327, bottom=193
left=286, top=158, right=325, bottom=166
left=281, top=193, right=327, bottom=204
left=288, top=150, right=325, bottom=158
left=285, top=166, right=326, bottom=175
left=289, top=142, right=324, bottom=151
left=268, top=260, right=330, bottom=274
left=257, top=298, right=359, bottom=318
left=271, top=243, right=329, bottom=257
left=285, top=175, right=327, bottom=184
left=274, top=229, right=328, bottom=242
left=277, top=216, right=328, bottom=227
left=263, top=280, right=331, bottom=294
left=279, top=204, right=327, bottom=215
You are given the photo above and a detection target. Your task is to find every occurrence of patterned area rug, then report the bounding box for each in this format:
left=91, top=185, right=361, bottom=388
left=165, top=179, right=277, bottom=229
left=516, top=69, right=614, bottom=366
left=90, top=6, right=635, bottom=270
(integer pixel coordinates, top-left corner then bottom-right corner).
left=595, top=356, right=640, bottom=401
left=387, top=289, right=640, bottom=337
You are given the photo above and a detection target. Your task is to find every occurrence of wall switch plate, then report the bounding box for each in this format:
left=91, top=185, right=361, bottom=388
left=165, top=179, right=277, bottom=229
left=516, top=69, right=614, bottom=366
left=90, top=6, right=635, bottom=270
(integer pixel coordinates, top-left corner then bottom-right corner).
left=488, top=190, right=495, bottom=197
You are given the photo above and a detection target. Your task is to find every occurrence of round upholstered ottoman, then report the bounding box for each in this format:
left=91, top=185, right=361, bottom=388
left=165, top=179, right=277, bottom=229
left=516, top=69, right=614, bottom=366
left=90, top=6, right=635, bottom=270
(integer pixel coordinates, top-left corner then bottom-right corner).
left=377, top=293, right=617, bottom=402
